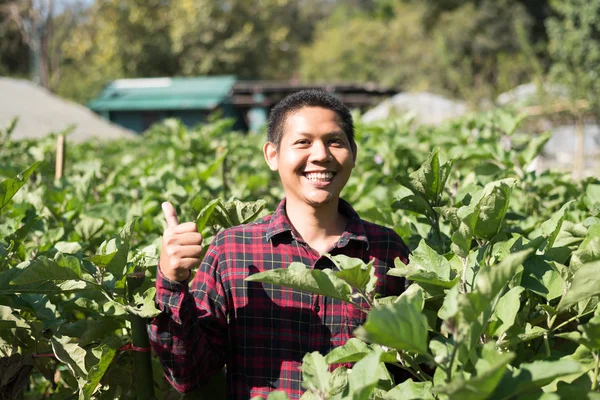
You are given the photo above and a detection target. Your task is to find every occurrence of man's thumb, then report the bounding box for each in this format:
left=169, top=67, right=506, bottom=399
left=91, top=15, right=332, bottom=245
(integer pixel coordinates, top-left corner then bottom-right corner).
left=162, top=202, right=179, bottom=228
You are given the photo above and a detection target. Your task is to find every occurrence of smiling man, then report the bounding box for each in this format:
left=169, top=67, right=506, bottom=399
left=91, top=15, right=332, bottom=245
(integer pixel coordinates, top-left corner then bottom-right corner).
left=149, top=90, right=410, bottom=399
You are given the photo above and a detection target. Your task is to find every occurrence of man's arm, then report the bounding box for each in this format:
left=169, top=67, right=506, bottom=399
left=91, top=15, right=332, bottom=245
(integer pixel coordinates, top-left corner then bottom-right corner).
left=148, top=202, right=228, bottom=392
left=148, top=244, right=228, bottom=393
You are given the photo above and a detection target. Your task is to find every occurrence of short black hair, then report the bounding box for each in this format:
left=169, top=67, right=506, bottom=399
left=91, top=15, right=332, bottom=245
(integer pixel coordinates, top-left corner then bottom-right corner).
left=267, top=89, right=356, bottom=153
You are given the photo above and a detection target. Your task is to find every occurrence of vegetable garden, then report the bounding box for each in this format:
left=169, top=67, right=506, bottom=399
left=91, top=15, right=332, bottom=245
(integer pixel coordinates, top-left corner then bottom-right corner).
left=1, top=111, right=599, bottom=399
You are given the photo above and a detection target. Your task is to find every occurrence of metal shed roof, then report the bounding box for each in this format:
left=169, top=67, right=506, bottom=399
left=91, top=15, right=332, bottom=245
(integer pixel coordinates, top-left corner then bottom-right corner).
left=88, top=76, right=237, bottom=111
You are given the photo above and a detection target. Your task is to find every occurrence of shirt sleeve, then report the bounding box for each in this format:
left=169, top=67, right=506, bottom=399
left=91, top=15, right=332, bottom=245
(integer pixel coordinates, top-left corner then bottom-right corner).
left=148, top=238, right=229, bottom=393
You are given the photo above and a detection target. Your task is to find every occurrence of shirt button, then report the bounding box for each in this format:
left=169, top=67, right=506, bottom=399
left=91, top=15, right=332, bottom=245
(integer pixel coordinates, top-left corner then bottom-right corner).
left=314, top=305, right=320, bottom=313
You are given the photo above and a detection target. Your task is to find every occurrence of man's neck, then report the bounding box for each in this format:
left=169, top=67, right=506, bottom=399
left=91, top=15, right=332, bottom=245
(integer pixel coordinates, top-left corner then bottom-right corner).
left=285, top=197, right=347, bottom=253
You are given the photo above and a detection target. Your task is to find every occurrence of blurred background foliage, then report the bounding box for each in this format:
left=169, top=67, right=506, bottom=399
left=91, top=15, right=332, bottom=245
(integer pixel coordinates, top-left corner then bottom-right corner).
left=0, top=0, right=598, bottom=113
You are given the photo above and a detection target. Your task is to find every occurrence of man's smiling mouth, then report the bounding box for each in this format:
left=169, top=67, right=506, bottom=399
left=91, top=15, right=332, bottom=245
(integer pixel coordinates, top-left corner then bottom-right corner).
left=303, top=171, right=335, bottom=182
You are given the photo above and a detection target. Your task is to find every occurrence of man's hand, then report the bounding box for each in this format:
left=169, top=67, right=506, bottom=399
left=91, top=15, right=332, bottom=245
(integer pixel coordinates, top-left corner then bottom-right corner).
left=159, top=202, right=203, bottom=282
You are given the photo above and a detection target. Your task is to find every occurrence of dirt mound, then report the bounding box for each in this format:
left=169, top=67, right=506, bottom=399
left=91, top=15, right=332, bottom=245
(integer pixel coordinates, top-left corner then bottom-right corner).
left=0, top=77, right=136, bottom=142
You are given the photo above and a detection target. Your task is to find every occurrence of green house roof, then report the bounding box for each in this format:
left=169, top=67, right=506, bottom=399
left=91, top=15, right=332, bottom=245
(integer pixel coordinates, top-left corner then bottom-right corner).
left=88, top=76, right=237, bottom=112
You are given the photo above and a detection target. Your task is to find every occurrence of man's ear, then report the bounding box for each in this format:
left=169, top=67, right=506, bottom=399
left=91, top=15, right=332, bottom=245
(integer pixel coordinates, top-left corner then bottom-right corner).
left=263, top=141, right=278, bottom=171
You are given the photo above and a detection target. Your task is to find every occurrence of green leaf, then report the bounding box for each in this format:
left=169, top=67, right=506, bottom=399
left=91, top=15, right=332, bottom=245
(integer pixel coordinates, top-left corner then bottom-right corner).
left=10, top=256, right=82, bottom=285
left=354, top=295, right=429, bottom=355
left=579, top=306, right=600, bottom=350
left=558, top=260, right=600, bottom=311
left=388, top=240, right=457, bottom=288
left=81, top=343, right=117, bottom=399
left=434, top=349, right=515, bottom=400
left=391, top=193, right=433, bottom=218
left=246, top=263, right=352, bottom=303
left=457, top=178, right=516, bottom=241
left=520, top=256, right=565, bottom=301
left=491, top=286, right=525, bottom=337
left=327, top=254, right=377, bottom=294
left=301, top=352, right=331, bottom=395
left=74, top=217, right=105, bottom=242
left=585, top=184, right=600, bottom=211
left=347, top=347, right=383, bottom=400
left=396, top=149, right=453, bottom=203
left=51, top=335, right=89, bottom=377
left=0, top=162, right=40, bottom=212
left=325, top=338, right=370, bottom=364
left=384, top=379, right=434, bottom=400
left=193, top=197, right=221, bottom=231
left=521, top=131, right=552, bottom=166
left=540, top=201, right=574, bottom=249
left=212, top=199, right=266, bottom=228
left=123, top=287, right=160, bottom=318
left=491, top=359, right=583, bottom=399
left=570, top=224, right=600, bottom=270
left=465, top=250, right=533, bottom=318
left=88, top=219, right=137, bottom=281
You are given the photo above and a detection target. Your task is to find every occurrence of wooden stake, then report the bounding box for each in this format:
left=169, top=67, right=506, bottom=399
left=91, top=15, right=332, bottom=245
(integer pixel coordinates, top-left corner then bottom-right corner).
left=55, top=134, right=65, bottom=180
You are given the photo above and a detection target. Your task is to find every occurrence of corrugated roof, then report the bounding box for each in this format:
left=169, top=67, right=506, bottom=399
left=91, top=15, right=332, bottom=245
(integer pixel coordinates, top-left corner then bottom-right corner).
left=88, top=76, right=237, bottom=111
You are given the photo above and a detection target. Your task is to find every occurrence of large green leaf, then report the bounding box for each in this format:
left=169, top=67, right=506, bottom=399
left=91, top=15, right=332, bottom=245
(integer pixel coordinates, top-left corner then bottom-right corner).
left=464, top=250, right=533, bottom=319
left=246, top=263, right=353, bottom=303
left=434, top=348, right=515, bottom=400
left=301, top=352, right=331, bottom=395
left=81, top=343, right=117, bottom=400
left=0, top=162, right=40, bottom=212
left=354, top=295, right=428, bottom=355
left=347, top=347, right=383, bottom=400
left=324, top=338, right=371, bottom=364
left=10, top=255, right=82, bottom=285
left=384, top=379, right=434, bottom=400
left=557, top=260, right=600, bottom=311
left=491, top=359, right=583, bottom=399
left=491, top=286, right=525, bottom=337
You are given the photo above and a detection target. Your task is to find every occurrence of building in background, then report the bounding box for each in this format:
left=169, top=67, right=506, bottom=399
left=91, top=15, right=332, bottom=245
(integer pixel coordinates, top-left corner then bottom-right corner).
left=87, top=76, right=398, bottom=133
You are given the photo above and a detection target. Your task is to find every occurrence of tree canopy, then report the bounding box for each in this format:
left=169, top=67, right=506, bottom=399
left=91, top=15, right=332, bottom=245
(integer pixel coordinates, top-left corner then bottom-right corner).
left=0, top=0, right=597, bottom=110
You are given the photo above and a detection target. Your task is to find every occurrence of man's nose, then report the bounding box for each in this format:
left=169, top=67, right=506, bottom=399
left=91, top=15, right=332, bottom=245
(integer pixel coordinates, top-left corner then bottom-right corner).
left=309, top=141, right=331, bottom=162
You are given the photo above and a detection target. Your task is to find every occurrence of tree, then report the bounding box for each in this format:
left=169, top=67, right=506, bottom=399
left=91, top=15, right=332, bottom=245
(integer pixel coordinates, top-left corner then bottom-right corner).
left=546, top=0, right=600, bottom=111
left=0, top=0, right=84, bottom=90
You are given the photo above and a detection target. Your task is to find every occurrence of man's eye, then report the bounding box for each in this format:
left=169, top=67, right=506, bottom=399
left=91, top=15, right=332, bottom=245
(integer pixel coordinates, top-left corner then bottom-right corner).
left=295, top=140, right=310, bottom=145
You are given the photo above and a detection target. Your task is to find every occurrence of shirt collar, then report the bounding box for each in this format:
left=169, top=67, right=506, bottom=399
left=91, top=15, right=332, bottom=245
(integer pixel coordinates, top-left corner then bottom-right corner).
left=266, top=198, right=369, bottom=249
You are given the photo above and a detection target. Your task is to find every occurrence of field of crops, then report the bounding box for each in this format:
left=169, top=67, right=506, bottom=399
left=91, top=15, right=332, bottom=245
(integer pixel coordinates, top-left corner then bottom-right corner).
left=1, top=111, right=599, bottom=399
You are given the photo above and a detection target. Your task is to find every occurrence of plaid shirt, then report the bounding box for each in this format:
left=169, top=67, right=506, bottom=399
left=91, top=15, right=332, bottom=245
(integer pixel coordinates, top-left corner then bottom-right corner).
left=149, top=198, right=410, bottom=399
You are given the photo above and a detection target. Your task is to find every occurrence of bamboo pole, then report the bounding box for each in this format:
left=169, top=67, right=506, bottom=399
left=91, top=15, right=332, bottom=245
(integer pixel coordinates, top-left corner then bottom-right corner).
left=127, top=273, right=156, bottom=400
left=55, top=134, right=65, bottom=180
left=573, top=115, right=585, bottom=180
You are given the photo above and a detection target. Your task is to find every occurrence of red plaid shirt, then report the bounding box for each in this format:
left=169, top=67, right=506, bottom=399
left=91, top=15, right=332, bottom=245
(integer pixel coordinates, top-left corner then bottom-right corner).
left=149, top=198, right=410, bottom=399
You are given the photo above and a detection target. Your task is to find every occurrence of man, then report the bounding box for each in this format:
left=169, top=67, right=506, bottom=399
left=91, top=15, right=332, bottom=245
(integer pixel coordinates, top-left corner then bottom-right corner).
left=149, top=90, right=410, bottom=399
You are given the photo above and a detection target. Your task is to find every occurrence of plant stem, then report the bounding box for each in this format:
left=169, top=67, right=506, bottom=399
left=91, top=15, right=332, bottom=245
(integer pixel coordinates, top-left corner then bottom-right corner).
left=543, top=333, right=551, bottom=358
left=390, top=362, right=428, bottom=382
left=550, top=310, right=595, bottom=333
left=445, top=339, right=461, bottom=383
left=592, top=351, right=599, bottom=391
left=460, top=257, right=468, bottom=293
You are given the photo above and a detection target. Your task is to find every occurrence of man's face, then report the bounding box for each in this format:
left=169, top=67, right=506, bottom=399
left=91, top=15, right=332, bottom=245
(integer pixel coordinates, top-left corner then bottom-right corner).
left=264, top=106, right=356, bottom=209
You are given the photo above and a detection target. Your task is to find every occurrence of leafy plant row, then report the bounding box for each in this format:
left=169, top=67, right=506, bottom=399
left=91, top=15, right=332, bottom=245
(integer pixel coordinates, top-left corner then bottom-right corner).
left=0, top=111, right=599, bottom=399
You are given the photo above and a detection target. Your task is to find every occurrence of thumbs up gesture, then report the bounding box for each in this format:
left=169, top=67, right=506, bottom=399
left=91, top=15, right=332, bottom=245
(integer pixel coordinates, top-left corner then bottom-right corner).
left=159, top=202, right=204, bottom=282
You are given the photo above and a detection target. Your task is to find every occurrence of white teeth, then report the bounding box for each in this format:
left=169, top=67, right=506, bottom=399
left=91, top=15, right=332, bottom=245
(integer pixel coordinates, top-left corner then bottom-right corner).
left=305, top=172, right=334, bottom=182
